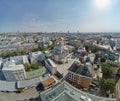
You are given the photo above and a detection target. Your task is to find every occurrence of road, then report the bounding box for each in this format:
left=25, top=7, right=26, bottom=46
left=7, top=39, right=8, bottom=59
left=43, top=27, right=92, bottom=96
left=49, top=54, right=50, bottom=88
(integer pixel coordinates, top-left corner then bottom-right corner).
left=57, top=56, right=78, bottom=77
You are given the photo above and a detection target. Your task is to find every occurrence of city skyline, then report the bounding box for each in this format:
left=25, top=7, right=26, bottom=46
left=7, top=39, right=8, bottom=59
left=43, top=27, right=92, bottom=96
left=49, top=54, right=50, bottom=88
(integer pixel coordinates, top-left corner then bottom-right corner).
left=0, top=0, right=120, bottom=32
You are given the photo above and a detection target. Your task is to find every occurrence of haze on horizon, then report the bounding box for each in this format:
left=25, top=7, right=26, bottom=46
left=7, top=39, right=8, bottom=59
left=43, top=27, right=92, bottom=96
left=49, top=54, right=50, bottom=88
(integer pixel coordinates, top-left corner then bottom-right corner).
left=0, top=0, right=120, bottom=33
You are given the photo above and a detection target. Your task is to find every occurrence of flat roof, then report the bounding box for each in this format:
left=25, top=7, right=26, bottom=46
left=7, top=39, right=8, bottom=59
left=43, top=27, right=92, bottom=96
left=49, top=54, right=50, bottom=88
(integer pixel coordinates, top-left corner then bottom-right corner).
left=2, top=60, right=25, bottom=71
left=17, top=77, right=40, bottom=88
left=0, top=81, right=17, bottom=91
left=26, top=67, right=49, bottom=79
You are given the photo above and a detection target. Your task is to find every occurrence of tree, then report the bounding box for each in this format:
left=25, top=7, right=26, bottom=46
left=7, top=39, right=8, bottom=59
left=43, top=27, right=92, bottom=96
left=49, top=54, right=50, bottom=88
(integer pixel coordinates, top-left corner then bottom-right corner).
left=101, top=57, right=106, bottom=62
left=107, top=56, right=115, bottom=61
left=84, top=44, right=100, bottom=53
left=17, top=88, right=24, bottom=93
left=101, top=63, right=112, bottom=77
left=31, top=64, right=39, bottom=70
left=24, top=63, right=31, bottom=71
left=102, top=78, right=114, bottom=94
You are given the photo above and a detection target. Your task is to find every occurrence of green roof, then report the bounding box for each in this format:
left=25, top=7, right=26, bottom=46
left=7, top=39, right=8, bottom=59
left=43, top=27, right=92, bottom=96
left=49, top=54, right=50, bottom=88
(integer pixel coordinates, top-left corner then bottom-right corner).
left=26, top=66, right=49, bottom=79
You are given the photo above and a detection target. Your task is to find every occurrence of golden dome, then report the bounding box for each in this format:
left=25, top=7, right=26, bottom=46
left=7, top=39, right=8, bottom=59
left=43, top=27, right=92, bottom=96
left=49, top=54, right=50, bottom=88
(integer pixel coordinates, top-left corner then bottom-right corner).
left=59, top=36, right=64, bottom=42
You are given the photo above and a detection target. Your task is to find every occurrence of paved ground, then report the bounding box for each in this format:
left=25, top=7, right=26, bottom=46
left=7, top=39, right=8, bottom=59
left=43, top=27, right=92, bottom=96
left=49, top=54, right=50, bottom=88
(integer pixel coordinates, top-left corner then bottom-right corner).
left=57, top=56, right=78, bottom=77
left=0, top=87, right=39, bottom=101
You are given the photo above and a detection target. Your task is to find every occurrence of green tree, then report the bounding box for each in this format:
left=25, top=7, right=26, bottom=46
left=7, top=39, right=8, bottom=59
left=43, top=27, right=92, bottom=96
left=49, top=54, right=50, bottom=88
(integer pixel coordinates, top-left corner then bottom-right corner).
left=17, top=88, right=24, bottom=93
left=84, top=44, right=100, bottom=53
left=107, top=56, right=114, bottom=61
left=31, top=64, right=39, bottom=70
left=24, top=63, right=31, bottom=71
left=101, top=57, right=106, bottom=62
left=101, top=63, right=112, bottom=77
left=102, top=78, right=114, bottom=94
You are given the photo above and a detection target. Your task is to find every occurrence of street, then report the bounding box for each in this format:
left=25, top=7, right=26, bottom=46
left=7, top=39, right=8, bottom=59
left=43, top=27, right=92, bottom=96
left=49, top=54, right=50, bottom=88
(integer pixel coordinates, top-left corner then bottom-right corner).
left=57, top=56, right=78, bottom=77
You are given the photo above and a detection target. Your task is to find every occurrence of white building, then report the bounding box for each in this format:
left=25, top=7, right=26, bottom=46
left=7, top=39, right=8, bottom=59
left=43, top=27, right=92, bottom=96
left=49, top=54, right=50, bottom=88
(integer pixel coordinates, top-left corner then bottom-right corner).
left=77, top=47, right=86, bottom=53
left=28, top=51, right=46, bottom=64
left=9, top=55, right=29, bottom=64
left=45, top=58, right=57, bottom=74
left=88, top=53, right=95, bottom=64
left=97, top=44, right=112, bottom=51
left=2, top=60, right=26, bottom=81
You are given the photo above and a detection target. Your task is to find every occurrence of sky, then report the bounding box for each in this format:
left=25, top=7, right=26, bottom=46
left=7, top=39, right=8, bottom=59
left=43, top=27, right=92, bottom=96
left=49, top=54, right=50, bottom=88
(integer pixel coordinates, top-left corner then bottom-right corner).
left=0, top=0, right=120, bottom=32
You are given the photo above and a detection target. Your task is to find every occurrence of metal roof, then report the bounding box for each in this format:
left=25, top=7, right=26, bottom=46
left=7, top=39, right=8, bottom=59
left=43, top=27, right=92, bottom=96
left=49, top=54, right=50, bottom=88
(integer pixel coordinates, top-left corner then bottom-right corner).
left=17, top=77, right=41, bottom=88
left=40, top=81, right=116, bottom=101
left=17, top=75, right=50, bottom=89
left=0, top=80, right=17, bottom=91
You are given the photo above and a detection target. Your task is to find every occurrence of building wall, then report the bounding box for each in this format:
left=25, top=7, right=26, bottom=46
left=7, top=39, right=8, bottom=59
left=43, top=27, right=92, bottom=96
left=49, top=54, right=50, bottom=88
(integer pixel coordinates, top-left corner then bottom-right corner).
left=2, top=70, right=16, bottom=81
left=67, top=72, right=92, bottom=89
left=116, top=79, right=120, bottom=101
left=2, top=69, right=26, bottom=81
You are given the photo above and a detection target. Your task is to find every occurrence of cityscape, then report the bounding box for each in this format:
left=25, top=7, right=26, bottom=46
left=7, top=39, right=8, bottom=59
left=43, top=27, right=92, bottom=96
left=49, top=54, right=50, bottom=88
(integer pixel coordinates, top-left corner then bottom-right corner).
left=0, top=32, right=119, bottom=101
left=1, top=0, right=120, bottom=101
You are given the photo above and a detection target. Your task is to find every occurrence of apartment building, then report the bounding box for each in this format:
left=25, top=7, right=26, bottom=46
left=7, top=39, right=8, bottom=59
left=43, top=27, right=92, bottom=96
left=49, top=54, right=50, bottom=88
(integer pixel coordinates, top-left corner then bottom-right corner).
left=67, top=61, right=92, bottom=89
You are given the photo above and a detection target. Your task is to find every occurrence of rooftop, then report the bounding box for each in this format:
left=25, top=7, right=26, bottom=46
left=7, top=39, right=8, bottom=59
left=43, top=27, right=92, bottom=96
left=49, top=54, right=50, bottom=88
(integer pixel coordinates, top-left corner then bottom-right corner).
left=29, top=51, right=43, bottom=57
left=9, top=55, right=29, bottom=64
left=0, top=80, right=17, bottom=91
left=68, top=61, right=92, bottom=77
left=2, top=60, right=25, bottom=71
left=46, top=58, right=57, bottom=68
left=53, top=48, right=68, bottom=55
left=26, top=67, right=49, bottom=79
left=40, top=81, right=116, bottom=101
left=43, top=77, right=55, bottom=87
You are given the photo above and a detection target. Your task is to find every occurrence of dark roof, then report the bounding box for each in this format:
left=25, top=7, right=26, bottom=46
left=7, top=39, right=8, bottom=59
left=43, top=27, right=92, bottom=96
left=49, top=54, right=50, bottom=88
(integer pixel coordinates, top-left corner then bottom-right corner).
left=68, top=62, right=92, bottom=77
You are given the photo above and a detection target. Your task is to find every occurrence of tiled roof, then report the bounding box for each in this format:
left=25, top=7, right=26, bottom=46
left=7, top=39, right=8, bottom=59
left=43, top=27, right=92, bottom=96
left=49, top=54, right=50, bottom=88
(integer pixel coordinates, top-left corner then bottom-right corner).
left=43, top=77, right=55, bottom=87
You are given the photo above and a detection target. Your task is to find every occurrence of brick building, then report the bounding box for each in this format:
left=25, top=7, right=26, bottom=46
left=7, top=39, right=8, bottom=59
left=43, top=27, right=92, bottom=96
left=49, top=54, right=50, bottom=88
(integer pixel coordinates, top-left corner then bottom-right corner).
left=67, top=61, right=92, bottom=89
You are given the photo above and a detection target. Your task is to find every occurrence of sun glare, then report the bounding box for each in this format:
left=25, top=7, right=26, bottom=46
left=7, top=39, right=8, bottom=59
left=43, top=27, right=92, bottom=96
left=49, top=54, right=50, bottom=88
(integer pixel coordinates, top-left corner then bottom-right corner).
left=94, top=0, right=111, bottom=11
